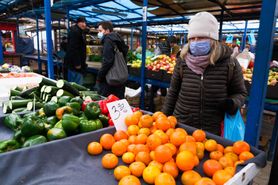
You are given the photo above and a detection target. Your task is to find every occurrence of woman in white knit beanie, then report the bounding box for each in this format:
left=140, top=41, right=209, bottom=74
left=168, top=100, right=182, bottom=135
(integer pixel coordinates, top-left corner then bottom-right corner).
left=162, top=12, right=247, bottom=136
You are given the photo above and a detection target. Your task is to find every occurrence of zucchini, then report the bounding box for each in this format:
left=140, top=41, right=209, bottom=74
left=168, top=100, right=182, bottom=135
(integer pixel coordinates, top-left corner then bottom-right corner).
left=14, top=86, right=24, bottom=92
left=3, top=103, right=11, bottom=114
left=51, top=96, right=58, bottom=103
left=9, top=99, right=32, bottom=110
left=56, top=80, right=80, bottom=96
left=45, top=86, right=59, bottom=96
left=56, top=89, right=74, bottom=98
left=40, top=85, right=46, bottom=99
left=70, top=82, right=89, bottom=91
left=80, top=91, right=102, bottom=101
left=10, top=96, right=25, bottom=100
left=27, top=102, right=44, bottom=111
left=10, top=89, right=21, bottom=97
left=44, top=95, right=51, bottom=102
left=20, top=87, right=39, bottom=99
left=39, top=77, right=57, bottom=87
left=12, top=107, right=28, bottom=113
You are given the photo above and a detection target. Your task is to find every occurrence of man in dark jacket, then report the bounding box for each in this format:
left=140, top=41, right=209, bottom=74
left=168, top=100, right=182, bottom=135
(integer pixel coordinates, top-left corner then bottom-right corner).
left=96, top=21, right=128, bottom=99
left=64, top=17, right=87, bottom=84
left=156, top=36, right=177, bottom=56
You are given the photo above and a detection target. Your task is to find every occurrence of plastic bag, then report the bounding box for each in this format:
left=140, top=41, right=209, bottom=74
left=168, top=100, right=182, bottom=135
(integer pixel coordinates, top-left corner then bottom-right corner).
left=224, top=110, right=245, bottom=141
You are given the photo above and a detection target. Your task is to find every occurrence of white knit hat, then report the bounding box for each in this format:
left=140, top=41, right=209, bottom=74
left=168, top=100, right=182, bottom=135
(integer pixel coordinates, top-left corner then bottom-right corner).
left=188, top=12, right=219, bottom=40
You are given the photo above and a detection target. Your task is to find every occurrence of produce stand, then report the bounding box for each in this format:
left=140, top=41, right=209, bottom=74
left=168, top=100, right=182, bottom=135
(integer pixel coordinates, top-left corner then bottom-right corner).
left=0, top=116, right=266, bottom=185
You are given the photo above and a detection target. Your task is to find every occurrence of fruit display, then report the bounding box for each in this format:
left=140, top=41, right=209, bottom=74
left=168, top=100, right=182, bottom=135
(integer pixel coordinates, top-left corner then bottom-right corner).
left=0, top=63, right=31, bottom=73
left=86, top=111, right=256, bottom=185
left=243, top=68, right=278, bottom=86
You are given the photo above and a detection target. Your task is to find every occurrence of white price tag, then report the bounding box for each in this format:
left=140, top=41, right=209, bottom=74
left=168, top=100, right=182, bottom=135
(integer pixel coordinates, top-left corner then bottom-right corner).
left=107, top=99, right=133, bottom=131
left=237, top=58, right=250, bottom=70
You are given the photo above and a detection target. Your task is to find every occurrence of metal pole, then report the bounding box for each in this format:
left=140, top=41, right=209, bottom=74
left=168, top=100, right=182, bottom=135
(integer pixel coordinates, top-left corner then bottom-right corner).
left=219, top=9, right=224, bottom=41
left=44, top=0, right=54, bottom=79
left=130, top=27, right=134, bottom=51
left=36, top=16, right=42, bottom=74
left=67, top=8, right=70, bottom=34
left=0, top=32, right=3, bottom=64
left=140, top=0, right=148, bottom=109
left=58, top=19, right=61, bottom=50
left=241, top=20, right=248, bottom=51
left=245, top=0, right=277, bottom=147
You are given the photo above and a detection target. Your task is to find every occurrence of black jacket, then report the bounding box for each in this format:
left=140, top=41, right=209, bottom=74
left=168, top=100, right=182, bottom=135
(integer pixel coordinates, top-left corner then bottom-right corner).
left=65, top=25, right=87, bottom=72
left=162, top=44, right=247, bottom=135
left=97, top=32, right=128, bottom=82
left=158, top=41, right=171, bottom=56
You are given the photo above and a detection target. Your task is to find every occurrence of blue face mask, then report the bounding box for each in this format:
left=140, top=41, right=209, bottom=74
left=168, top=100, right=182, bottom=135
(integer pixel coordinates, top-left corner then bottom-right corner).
left=189, top=40, right=211, bottom=56
left=97, top=32, right=104, bottom=40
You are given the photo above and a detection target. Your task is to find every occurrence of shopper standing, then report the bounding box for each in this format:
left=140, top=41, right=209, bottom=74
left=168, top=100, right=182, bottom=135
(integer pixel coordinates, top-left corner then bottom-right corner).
left=96, top=21, right=128, bottom=99
left=65, top=17, right=87, bottom=84
left=156, top=36, right=177, bottom=56
left=162, top=12, right=247, bottom=135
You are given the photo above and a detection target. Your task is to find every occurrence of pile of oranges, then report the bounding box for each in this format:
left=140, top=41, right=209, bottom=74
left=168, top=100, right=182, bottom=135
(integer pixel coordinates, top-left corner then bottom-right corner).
left=87, top=111, right=255, bottom=185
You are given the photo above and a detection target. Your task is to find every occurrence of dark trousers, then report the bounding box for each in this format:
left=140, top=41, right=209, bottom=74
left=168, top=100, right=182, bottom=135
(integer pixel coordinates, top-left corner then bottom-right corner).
left=98, top=82, right=125, bottom=99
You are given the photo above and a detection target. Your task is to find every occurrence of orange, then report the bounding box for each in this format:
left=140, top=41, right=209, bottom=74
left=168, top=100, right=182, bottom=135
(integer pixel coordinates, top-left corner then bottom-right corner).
left=127, top=125, right=140, bottom=136
left=138, top=128, right=151, bottom=136
left=150, top=125, right=158, bottom=134
left=175, top=128, right=188, bottom=135
left=142, top=165, right=161, bottom=184
left=195, top=177, right=216, bottom=185
left=128, top=135, right=137, bottom=144
left=166, top=128, right=175, bottom=137
left=114, top=165, right=131, bottom=181
left=147, top=134, right=162, bottom=151
left=233, top=141, right=250, bottom=155
left=156, top=117, right=171, bottom=131
left=168, top=116, right=177, bottom=128
left=120, top=139, right=130, bottom=149
left=155, top=173, right=176, bottom=185
left=181, top=170, right=202, bottom=185
left=204, top=139, right=218, bottom=152
left=134, top=144, right=149, bottom=155
left=154, top=130, right=169, bottom=144
left=224, top=146, right=234, bottom=154
left=197, top=150, right=205, bottom=160
left=149, top=160, right=163, bottom=171
left=133, top=111, right=143, bottom=120
left=139, top=114, right=153, bottom=128
left=219, top=156, right=234, bottom=168
left=224, top=166, right=235, bottom=176
left=114, top=130, right=128, bottom=141
left=118, top=175, right=141, bottom=185
left=102, top=153, right=118, bottom=169
left=203, top=159, right=223, bottom=177
left=196, top=142, right=205, bottom=152
left=129, top=161, right=146, bottom=177
left=122, top=152, right=135, bottom=164
left=170, top=131, right=187, bottom=147
left=217, top=144, right=224, bottom=153
left=164, top=143, right=177, bottom=155
left=163, top=161, right=179, bottom=178
left=135, top=151, right=152, bottom=165
left=127, top=144, right=136, bottom=153
left=125, top=114, right=139, bottom=126
left=112, top=141, right=127, bottom=156
left=176, top=151, right=195, bottom=171
left=150, top=151, right=155, bottom=160
left=234, top=160, right=244, bottom=167
left=192, top=129, right=206, bottom=142
left=179, top=141, right=197, bottom=155
left=212, top=170, right=233, bottom=185
left=136, top=134, right=148, bottom=144
left=154, top=145, right=173, bottom=164
left=100, top=134, right=115, bottom=150
left=224, top=152, right=239, bottom=163
left=152, top=111, right=164, bottom=121
left=87, top=142, right=102, bottom=155
left=194, top=155, right=200, bottom=166
left=209, top=151, right=223, bottom=161
left=185, top=135, right=196, bottom=142
left=239, top=151, right=254, bottom=161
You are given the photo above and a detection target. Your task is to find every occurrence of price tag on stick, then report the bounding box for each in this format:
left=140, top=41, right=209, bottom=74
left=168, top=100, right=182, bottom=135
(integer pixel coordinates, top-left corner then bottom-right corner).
left=107, top=99, right=133, bottom=131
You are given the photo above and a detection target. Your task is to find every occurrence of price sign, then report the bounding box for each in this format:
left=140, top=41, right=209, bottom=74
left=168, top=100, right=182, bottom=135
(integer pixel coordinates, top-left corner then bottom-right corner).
left=107, top=99, right=133, bottom=131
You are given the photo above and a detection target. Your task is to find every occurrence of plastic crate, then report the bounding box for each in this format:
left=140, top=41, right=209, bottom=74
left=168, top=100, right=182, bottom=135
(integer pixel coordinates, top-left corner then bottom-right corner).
left=245, top=80, right=278, bottom=100
left=162, top=70, right=173, bottom=83
left=129, top=67, right=141, bottom=76
left=145, top=69, right=164, bottom=80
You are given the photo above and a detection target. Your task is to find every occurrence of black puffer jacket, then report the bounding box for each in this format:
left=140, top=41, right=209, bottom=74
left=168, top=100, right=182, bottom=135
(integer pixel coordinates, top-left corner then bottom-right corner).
left=162, top=44, right=247, bottom=135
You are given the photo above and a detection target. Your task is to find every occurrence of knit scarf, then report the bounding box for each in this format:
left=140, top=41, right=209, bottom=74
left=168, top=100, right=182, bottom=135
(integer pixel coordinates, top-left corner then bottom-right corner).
left=185, top=53, right=210, bottom=75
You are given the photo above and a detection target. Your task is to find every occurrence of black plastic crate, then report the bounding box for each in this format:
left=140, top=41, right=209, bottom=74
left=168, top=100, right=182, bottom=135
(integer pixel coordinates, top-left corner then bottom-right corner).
left=244, top=80, right=278, bottom=100
left=129, top=67, right=141, bottom=76
left=162, top=70, right=173, bottom=83
left=145, top=69, right=164, bottom=80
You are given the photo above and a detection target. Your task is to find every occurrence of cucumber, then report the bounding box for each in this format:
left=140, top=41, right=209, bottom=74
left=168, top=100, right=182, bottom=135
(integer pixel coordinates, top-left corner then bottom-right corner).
left=80, top=91, right=102, bottom=101
left=10, top=89, right=21, bottom=97
left=40, top=85, right=46, bottom=99
left=70, top=82, right=89, bottom=91
left=45, top=86, right=59, bottom=96
left=3, top=103, right=11, bottom=114
left=14, top=86, right=24, bottom=92
left=56, top=89, right=74, bottom=98
left=27, top=102, right=44, bottom=111
left=10, top=96, right=25, bottom=100
left=20, top=87, right=39, bottom=99
left=9, top=99, right=32, bottom=110
left=12, top=107, right=28, bottom=113
left=51, top=96, right=58, bottom=103
left=44, top=95, right=51, bottom=102
left=39, top=77, right=57, bottom=87
left=56, top=80, right=80, bottom=96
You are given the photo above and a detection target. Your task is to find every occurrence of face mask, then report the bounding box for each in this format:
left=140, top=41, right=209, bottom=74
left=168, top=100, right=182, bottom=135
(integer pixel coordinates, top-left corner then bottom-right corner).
left=97, top=32, right=104, bottom=40
left=190, top=40, right=211, bottom=56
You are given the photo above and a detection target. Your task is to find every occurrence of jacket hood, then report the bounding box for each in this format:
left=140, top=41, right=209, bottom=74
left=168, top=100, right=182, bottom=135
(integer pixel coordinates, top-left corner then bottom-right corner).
left=102, top=32, right=123, bottom=44
left=217, top=43, right=233, bottom=61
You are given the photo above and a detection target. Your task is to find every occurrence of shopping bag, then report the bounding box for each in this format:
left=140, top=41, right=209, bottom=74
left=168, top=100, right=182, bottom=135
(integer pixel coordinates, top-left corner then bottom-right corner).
left=224, top=110, right=245, bottom=141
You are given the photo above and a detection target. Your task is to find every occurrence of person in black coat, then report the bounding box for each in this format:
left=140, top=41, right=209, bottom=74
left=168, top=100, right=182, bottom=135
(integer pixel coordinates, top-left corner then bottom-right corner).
left=64, top=17, right=87, bottom=84
left=96, top=21, right=128, bottom=99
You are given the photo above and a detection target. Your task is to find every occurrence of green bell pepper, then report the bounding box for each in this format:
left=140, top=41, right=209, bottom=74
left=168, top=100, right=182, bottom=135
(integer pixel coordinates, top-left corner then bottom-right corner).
left=58, top=96, right=72, bottom=107
left=23, top=135, right=47, bottom=148
left=98, top=114, right=109, bottom=127
left=47, top=128, right=67, bottom=141
left=61, top=114, right=80, bottom=134
left=43, top=101, right=59, bottom=117
left=21, top=117, right=45, bottom=137
left=54, top=120, right=63, bottom=128
left=70, top=96, right=83, bottom=105
left=13, top=130, right=26, bottom=144
left=95, top=119, right=103, bottom=129
left=0, top=139, right=21, bottom=153
left=66, top=102, right=81, bottom=116
left=46, top=116, right=59, bottom=127
left=84, top=102, right=101, bottom=120
left=79, top=120, right=97, bottom=133
left=3, top=113, right=23, bottom=131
